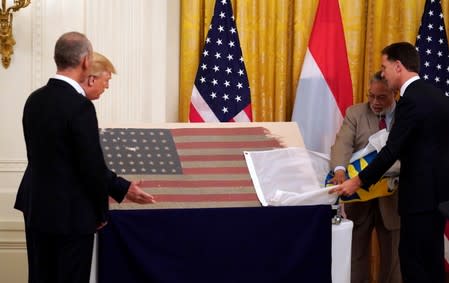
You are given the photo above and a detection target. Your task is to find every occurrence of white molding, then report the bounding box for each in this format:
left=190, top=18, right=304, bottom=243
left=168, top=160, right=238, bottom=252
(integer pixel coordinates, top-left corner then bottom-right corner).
left=0, top=220, right=25, bottom=249
left=147, top=0, right=167, bottom=122
left=85, top=0, right=180, bottom=124
left=0, top=241, right=26, bottom=249
left=0, top=219, right=24, bottom=231
left=0, top=160, right=27, bottom=172
left=31, top=0, right=43, bottom=90
left=87, top=0, right=146, bottom=124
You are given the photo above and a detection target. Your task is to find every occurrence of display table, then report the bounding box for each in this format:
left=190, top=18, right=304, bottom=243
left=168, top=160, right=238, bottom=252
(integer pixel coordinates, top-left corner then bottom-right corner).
left=88, top=122, right=353, bottom=282
left=90, top=206, right=353, bottom=283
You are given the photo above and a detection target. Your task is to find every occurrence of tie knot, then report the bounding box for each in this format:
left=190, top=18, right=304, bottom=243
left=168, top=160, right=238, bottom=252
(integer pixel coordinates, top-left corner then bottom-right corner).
left=378, top=115, right=387, bottom=130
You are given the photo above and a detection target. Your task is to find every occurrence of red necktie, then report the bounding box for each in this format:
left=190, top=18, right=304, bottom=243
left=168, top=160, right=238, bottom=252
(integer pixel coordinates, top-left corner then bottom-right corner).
left=378, top=115, right=386, bottom=130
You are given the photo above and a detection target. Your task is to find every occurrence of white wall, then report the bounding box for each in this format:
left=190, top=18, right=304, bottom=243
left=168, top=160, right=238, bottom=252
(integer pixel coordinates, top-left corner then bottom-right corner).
left=0, top=0, right=180, bottom=281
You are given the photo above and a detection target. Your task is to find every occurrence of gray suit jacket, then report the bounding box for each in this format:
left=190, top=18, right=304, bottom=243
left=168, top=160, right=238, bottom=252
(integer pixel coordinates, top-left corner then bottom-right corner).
left=330, top=102, right=399, bottom=230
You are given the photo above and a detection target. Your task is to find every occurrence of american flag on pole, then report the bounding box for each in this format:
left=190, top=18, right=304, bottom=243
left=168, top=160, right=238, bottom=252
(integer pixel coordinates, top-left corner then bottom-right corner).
left=415, top=0, right=449, bottom=97
left=189, top=0, right=252, bottom=122
left=415, top=0, right=449, bottom=270
left=99, top=126, right=283, bottom=209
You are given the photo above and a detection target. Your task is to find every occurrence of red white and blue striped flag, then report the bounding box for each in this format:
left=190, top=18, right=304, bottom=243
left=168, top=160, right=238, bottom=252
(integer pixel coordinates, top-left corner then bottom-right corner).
left=189, top=0, right=252, bottom=122
left=100, top=126, right=282, bottom=209
left=291, top=0, right=353, bottom=155
left=415, top=0, right=449, bottom=270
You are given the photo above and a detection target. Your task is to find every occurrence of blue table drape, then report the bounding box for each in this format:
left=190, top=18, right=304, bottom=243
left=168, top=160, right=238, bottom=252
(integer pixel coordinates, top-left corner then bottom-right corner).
left=98, top=205, right=332, bottom=283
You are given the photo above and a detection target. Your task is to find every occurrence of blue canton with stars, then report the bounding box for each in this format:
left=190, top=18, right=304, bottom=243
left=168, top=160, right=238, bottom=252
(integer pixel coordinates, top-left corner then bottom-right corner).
left=415, top=0, right=449, bottom=96
left=193, top=0, right=251, bottom=121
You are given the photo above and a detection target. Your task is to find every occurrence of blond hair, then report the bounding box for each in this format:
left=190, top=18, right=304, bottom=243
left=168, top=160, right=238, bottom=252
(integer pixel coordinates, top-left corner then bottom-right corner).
left=90, top=52, right=116, bottom=76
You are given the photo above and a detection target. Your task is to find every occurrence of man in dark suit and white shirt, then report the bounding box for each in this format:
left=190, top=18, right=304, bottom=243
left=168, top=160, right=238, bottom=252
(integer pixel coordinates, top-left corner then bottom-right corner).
left=15, top=32, right=154, bottom=283
left=330, top=42, right=449, bottom=283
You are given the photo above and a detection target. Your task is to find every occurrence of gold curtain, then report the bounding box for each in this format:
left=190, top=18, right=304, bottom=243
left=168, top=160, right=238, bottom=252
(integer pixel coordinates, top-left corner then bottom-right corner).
left=179, top=0, right=449, bottom=122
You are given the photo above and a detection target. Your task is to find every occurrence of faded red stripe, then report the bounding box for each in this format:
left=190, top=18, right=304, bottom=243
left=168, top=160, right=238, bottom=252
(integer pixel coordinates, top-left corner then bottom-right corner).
left=171, top=127, right=267, bottom=136
left=182, top=167, right=249, bottom=174
left=179, top=154, right=244, bottom=161
left=141, top=179, right=253, bottom=188
left=137, top=193, right=259, bottom=202
left=175, top=140, right=279, bottom=149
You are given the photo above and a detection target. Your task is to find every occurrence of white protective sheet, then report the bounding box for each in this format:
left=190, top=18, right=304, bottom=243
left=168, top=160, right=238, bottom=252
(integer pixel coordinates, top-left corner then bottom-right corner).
left=244, top=147, right=338, bottom=206
left=349, top=129, right=388, bottom=163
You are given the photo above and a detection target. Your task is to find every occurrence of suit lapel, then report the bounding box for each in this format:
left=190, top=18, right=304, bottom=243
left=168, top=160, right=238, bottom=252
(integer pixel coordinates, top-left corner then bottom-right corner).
left=364, top=103, right=379, bottom=131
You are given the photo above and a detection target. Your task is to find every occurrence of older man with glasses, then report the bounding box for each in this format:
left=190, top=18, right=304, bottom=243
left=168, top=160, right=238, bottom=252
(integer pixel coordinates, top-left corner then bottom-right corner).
left=329, top=71, right=401, bottom=283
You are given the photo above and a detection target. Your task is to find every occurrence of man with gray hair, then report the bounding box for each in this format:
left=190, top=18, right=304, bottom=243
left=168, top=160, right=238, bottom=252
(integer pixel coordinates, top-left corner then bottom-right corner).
left=330, top=71, right=401, bottom=283
left=15, top=32, right=154, bottom=283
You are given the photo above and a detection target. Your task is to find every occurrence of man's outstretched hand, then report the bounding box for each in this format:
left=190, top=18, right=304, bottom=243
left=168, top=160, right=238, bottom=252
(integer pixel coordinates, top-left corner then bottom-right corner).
left=125, top=180, right=156, bottom=204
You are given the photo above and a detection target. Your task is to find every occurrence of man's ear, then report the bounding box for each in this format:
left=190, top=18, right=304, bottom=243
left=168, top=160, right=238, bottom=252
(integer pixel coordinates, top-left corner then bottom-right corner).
left=81, top=54, right=90, bottom=72
left=88, top=76, right=95, bottom=87
left=395, top=60, right=403, bottom=73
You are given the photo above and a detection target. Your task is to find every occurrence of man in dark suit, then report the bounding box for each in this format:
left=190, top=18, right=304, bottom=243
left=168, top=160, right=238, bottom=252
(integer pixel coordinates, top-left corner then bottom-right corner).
left=80, top=52, right=158, bottom=203
left=15, top=32, right=154, bottom=283
left=330, top=42, right=449, bottom=283
left=330, top=71, right=401, bottom=283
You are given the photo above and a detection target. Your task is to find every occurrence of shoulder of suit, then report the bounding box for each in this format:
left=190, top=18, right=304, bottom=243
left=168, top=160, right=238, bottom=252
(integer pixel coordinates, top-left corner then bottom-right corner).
left=26, top=80, right=90, bottom=112
left=47, top=79, right=88, bottom=100
left=409, top=78, right=437, bottom=91
left=407, top=79, right=445, bottom=98
left=346, top=102, right=370, bottom=115
left=47, top=78, right=75, bottom=88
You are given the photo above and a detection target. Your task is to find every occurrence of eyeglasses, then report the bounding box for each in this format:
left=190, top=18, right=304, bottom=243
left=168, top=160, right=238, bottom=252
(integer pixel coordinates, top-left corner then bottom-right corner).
left=367, top=94, right=388, bottom=101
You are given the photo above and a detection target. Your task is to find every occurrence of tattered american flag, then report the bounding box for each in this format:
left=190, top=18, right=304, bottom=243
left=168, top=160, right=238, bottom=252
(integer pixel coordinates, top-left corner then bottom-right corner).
left=189, top=0, right=252, bottom=122
left=100, top=127, right=282, bottom=209
left=415, top=0, right=449, bottom=270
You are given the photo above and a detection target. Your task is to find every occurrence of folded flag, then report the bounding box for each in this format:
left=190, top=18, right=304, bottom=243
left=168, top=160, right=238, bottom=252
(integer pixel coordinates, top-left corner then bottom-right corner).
left=325, top=151, right=396, bottom=203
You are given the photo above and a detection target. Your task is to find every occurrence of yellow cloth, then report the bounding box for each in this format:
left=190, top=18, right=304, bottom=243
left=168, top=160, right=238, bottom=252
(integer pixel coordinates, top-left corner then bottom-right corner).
left=326, top=151, right=396, bottom=203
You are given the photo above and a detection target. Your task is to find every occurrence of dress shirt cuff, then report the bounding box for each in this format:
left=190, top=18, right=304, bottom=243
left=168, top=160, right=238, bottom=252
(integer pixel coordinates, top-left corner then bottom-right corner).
left=334, top=166, right=346, bottom=173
